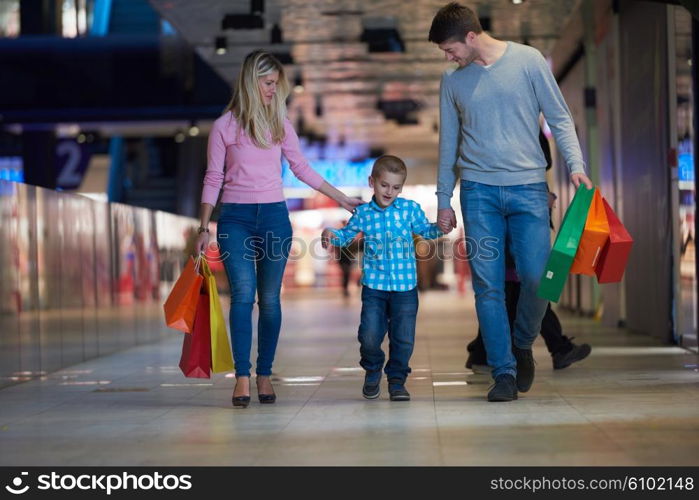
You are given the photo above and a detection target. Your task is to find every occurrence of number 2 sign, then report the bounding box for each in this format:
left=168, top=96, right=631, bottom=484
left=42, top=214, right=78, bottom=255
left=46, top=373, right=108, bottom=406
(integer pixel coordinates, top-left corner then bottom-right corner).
left=55, top=140, right=91, bottom=190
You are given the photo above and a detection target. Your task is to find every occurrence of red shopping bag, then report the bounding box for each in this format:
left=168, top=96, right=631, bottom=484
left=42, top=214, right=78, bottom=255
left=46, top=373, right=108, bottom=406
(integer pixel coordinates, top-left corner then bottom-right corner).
left=164, top=257, right=203, bottom=333
left=178, top=291, right=212, bottom=378
left=595, top=197, right=633, bottom=283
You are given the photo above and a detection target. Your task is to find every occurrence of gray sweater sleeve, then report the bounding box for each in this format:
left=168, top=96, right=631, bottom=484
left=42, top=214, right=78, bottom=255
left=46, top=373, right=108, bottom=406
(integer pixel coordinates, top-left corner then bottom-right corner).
left=528, top=52, right=587, bottom=176
left=436, top=73, right=461, bottom=210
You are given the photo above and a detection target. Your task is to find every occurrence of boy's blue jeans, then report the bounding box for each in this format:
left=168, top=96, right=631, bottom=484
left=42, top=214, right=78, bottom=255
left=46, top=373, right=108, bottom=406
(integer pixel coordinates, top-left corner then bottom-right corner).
left=358, top=286, right=418, bottom=383
left=459, top=180, right=550, bottom=379
left=217, top=202, right=292, bottom=377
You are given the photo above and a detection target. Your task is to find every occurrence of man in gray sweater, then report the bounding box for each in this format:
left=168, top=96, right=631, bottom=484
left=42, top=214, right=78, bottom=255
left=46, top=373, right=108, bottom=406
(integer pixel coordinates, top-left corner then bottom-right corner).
left=429, top=3, right=593, bottom=402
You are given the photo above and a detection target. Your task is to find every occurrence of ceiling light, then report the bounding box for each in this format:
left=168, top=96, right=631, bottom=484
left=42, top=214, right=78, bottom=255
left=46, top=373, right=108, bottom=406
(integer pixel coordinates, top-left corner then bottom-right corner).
left=215, top=36, right=227, bottom=55
left=188, top=125, right=199, bottom=137
left=512, top=0, right=525, bottom=4
left=251, top=0, right=264, bottom=15
left=293, top=73, right=304, bottom=93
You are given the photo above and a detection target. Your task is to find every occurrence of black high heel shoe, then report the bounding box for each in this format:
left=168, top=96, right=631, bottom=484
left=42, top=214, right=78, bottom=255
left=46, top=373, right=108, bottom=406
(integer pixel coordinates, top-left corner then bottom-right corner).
left=232, top=395, right=250, bottom=408
left=257, top=377, right=276, bottom=404
left=258, top=393, right=276, bottom=404
left=232, top=377, right=250, bottom=408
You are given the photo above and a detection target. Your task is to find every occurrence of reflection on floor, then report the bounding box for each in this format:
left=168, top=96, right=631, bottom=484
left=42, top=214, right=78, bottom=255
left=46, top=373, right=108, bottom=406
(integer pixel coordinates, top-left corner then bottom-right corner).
left=0, top=289, right=697, bottom=466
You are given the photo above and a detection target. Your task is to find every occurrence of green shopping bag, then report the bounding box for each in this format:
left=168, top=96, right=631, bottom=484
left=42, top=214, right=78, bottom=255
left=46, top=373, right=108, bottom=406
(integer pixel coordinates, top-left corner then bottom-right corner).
left=200, top=259, right=234, bottom=373
left=537, top=185, right=595, bottom=302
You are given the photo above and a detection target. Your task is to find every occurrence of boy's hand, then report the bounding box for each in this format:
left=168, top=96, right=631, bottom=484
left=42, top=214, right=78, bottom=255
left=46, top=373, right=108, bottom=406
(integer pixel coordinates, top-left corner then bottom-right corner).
left=437, top=208, right=457, bottom=233
left=321, top=228, right=334, bottom=249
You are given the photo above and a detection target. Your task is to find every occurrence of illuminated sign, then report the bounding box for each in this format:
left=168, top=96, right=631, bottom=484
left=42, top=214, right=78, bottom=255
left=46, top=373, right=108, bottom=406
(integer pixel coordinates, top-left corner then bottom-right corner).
left=679, top=153, right=694, bottom=183
left=282, top=157, right=375, bottom=188
left=0, top=156, right=23, bottom=182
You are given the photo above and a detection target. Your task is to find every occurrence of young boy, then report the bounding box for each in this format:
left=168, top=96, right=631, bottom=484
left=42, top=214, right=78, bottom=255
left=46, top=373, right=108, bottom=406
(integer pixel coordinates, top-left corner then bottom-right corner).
left=322, top=155, right=445, bottom=401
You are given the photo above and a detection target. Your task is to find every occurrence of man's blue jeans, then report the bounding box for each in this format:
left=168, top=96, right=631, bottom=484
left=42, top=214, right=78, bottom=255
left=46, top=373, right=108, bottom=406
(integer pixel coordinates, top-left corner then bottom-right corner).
left=217, top=202, right=292, bottom=377
left=459, top=180, right=550, bottom=378
left=358, top=286, right=418, bottom=382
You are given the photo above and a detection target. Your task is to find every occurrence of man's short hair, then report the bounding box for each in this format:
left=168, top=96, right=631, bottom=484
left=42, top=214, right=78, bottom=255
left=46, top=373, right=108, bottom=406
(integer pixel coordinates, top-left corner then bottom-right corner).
left=428, top=2, right=483, bottom=45
left=371, top=155, right=407, bottom=179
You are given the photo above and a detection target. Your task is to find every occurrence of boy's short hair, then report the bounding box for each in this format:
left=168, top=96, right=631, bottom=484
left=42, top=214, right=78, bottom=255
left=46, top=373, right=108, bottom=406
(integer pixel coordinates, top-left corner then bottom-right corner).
left=428, top=2, right=482, bottom=45
left=371, top=155, right=407, bottom=180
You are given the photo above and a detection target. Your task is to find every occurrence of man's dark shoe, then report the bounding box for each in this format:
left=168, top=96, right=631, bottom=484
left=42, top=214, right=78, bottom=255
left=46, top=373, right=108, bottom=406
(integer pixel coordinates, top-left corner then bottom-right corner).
left=388, top=380, right=410, bottom=401
left=552, top=342, right=591, bottom=370
left=362, top=371, right=381, bottom=399
left=487, top=374, right=518, bottom=402
left=513, top=346, right=535, bottom=393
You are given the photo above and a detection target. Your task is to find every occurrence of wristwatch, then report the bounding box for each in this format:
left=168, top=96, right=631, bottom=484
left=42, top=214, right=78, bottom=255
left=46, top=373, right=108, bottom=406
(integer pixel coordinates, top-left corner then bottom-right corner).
left=197, top=226, right=209, bottom=234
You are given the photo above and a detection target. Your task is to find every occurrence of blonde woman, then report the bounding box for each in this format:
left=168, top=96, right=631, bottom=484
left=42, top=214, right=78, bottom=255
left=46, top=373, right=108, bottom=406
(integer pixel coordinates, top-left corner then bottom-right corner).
left=196, top=50, right=361, bottom=408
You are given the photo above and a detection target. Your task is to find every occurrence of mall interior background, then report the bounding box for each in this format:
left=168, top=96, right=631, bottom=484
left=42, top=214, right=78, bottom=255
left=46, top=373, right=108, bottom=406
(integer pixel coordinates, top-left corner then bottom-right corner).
left=0, top=0, right=697, bottom=389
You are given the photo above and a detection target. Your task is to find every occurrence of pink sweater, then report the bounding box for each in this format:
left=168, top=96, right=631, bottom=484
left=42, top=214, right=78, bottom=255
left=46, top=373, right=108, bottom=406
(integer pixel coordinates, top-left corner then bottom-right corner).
left=201, top=112, right=325, bottom=205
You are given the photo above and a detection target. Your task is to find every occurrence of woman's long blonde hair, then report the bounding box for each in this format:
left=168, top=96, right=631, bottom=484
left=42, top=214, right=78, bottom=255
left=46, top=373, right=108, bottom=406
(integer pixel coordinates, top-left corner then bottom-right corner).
left=224, top=50, right=290, bottom=148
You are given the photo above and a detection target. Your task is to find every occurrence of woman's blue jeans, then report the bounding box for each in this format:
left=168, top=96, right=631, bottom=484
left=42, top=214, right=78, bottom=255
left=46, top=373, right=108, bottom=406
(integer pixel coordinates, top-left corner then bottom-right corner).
left=460, top=180, right=550, bottom=378
left=217, top=202, right=292, bottom=377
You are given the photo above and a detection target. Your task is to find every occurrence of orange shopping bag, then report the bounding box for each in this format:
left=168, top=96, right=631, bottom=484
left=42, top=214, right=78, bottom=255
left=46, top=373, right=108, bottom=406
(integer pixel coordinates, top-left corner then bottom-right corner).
left=570, top=188, right=610, bottom=276
left=163, top=256, right=204, bottom=333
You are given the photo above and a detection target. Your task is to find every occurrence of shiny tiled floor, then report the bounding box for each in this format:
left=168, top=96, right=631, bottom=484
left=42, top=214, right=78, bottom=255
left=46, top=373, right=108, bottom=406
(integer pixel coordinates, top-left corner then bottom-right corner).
left=1, top=289, right=698, bottom=466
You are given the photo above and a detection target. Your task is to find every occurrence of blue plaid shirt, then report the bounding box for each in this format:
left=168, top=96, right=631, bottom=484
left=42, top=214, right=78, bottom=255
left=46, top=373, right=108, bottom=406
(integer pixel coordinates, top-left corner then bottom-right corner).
left=329, top=197, right=443, bottom=292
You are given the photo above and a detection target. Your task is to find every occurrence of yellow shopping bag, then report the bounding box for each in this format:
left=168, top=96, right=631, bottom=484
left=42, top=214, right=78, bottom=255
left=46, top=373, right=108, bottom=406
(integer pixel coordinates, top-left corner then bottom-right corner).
left=200, top=258, right=234, bottom=373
